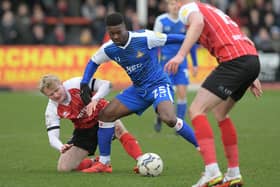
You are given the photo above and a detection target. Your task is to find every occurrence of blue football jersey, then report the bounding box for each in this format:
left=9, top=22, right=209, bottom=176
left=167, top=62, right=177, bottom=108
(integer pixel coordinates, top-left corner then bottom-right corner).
left=154, top=13, right=187, bottom=68
left=91, top=30, right=172, bottom=90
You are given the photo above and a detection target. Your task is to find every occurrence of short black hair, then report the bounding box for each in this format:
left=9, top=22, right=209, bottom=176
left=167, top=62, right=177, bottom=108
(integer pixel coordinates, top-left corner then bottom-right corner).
left=105, top=12, right=124, bottom=26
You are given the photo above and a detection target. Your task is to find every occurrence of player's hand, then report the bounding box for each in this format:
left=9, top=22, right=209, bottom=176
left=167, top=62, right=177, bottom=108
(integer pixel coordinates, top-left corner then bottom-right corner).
left=86, top=99, right=98, bottom=116
left=60, top=143, right=73, bottom=153
left=80, top=83, right=92, bottom=105
left=192, top=66, right=198, bottom=77
left=164, top=54, right=184, bottom=74
left=250, top=79, right=262, bottom=99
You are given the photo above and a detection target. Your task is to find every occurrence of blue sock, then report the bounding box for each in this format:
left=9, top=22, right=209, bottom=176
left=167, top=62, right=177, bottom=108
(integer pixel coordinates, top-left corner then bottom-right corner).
left=177, top=102, right=187, bottom=119
left=175, top=118, right=198, bottom=147
left=98, top=127, right=115, bottom=156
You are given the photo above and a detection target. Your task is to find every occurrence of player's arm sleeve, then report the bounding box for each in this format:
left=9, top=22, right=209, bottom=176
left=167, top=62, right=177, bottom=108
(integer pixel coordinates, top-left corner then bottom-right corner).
left=81, top=59, right=99, bottom=84
left=81, top=46, right=111, bottom=84
left=146, top=30, right=185, bottom=48
left=45, top=102, right=63, bottom=151
left=47, top=127, right=63, bottom=151
left=91, top=79, right=112, bottom=100
left=153, top=17, right=163, bottom=32
left=190, top=44, right=198, bottom=67
left=179, top=2, right=200, bottom=25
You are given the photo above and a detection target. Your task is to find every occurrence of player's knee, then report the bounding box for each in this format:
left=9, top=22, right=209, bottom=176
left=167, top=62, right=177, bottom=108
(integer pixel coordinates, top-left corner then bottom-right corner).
left=159, top=113, right=177, bottom=127
left=57, top=163, right=72, bottom=172
left=98, top=109, right=117, bottom=122
left=189, top=105, right=203, bottom=119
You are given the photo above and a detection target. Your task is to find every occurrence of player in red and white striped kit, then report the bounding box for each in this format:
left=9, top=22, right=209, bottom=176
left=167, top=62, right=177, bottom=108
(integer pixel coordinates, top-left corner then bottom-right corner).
left=39, top=75, right=143, bottom=173
left=165, top=1, right=262, bottom=187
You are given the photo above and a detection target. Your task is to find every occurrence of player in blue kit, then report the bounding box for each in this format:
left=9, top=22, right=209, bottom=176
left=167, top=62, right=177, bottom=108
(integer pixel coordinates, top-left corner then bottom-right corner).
left=79, top=12, right=198, bottom=172
left=153, top=0, right=198, bottom=132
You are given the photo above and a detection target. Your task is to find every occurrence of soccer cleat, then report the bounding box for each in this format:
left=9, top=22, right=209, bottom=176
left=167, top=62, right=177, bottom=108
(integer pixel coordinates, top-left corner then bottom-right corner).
left=216, top=174, right=243, bottom=187
left=75, top=156, right=99, bottom=171
left=192, top=172, right=223, bottom=187
left=81, top=161, right=112, bottom=173
left=133, top=166, right=139, bottom=174
left=75, top=158, right=93, bottom=171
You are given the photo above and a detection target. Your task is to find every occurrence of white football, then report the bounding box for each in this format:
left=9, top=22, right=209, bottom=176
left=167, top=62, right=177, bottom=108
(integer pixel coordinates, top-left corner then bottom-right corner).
left=137, top=152, right=163, bottom=177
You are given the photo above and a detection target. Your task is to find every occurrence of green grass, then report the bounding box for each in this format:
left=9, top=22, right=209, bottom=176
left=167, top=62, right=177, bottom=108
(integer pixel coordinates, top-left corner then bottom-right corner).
left=0, top=90, right=279, bottom=187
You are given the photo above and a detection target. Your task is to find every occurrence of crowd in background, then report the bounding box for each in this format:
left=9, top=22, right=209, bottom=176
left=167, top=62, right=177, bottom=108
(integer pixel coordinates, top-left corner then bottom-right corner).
left=0, top=0, right=279, bottom=52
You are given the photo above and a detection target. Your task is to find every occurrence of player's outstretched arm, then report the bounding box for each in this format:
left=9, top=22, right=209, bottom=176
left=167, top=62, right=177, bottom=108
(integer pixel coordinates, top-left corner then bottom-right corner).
left=47, top=128, right=63, bottom=151
left=165, top=12, right=204, bottom=74
left=80, top=59, right=100, bottom=105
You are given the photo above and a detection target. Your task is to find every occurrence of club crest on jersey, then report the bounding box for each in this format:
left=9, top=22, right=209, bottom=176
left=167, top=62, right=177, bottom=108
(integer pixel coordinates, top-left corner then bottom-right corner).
left=181, top=8, right=188, bottom=18
left=136, top=51, right=144, bottom=58
left=155, top=31, right=165, bottom=38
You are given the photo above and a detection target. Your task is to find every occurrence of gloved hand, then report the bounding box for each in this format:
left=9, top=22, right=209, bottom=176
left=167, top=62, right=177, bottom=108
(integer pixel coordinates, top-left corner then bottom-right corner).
left=80, top=83, right=92, bottom=105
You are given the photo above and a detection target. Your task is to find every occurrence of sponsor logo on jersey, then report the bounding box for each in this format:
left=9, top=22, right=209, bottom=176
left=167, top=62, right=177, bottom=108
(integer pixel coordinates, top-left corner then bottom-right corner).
left=136, top=51, right=144, bottom=58
left=125, top=63, right=143, bottom=74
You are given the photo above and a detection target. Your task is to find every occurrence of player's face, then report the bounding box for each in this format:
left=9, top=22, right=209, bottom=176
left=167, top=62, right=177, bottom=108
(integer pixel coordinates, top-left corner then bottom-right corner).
left=168, top=0, right=180, bottom=15
left=43, top=83, right=66, bottom=103
left=107, top=24, right=128, bottom=46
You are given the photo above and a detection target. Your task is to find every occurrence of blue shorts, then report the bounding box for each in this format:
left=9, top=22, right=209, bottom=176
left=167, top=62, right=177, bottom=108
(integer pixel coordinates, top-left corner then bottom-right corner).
left=116, top=84, right=174, bottom=115
left=169, top=68, right=189, bottom=86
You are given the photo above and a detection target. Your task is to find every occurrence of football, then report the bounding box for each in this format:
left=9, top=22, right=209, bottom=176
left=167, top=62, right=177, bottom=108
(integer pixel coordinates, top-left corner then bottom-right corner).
left=137, top=152, right=163, bottom=177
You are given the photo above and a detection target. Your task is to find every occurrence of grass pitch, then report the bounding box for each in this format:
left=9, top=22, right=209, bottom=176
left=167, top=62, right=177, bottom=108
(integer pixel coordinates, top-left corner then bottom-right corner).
left=0, top=90, right=279, bottom=187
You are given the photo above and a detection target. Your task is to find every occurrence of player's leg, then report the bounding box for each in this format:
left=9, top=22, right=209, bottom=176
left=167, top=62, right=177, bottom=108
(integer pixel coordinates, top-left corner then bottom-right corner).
left=57, top=146, right=89, bottom=172
left=189, top=87, right=224, bottom=187
left=212, top=99, right=243, bottom=186
left=59, top=125, right=99, bottom=172
left=82, top=121, right=114, bottom=173
left=115, top=120, right=143, bottom=161
left=153, top=114, right=162, bottom=132
left=98, top=99, right=133, bottom=122
left=176, top=84, right=188, bottom=120
left=153, top=84, right=197, bottom=148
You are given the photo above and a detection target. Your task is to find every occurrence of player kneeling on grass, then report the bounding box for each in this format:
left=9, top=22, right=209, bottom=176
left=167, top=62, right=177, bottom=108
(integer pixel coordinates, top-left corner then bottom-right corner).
left=39, top=74, right=143, bottom=172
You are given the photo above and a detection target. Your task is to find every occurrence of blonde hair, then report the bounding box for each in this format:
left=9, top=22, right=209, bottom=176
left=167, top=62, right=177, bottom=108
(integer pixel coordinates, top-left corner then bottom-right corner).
left=39, top=74, right=61, bottom=94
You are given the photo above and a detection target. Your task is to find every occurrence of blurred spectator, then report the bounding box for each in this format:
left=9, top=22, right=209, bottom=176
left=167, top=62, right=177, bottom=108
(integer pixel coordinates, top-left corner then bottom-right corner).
left=15, top=2, right=33, bottom=44
left=264, top=12, right=276, bottom=32
left=124, top=6, right=142, bottom=30
left=252, top=0, right=266, bottom=18
left=0, top=0, right=12, bottom=18
left=91, top=4, right=106, bottom=44
left=31, top=24, right=48, bottom=44
left=147, top=0, right=160, bottom=29
left=32, top=3, right=45, bottom=24
left=56, top=0, right=70, bottom=17
left=0, top=11, right=18, bottom=44
left=226, top=2, right=243, bottom=26
left=52, top=24, right=67, bottom=45
left=271, top=26, right=280, bottom=52
left=254, top=27, right=274, bottom=52
left=42, top=0, right=56, bottom=16
left=81, top=0, right=97, bottom=21
left=247, top=8, right=261, bottom=38
left=79, top=27, right=94, bottom=45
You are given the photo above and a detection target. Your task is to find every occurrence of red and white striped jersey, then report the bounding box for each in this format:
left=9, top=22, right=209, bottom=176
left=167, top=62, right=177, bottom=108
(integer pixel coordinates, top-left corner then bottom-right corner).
left=179, top=2, right=257, bottom=62
left=45, top=77, right=108, bottom=130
